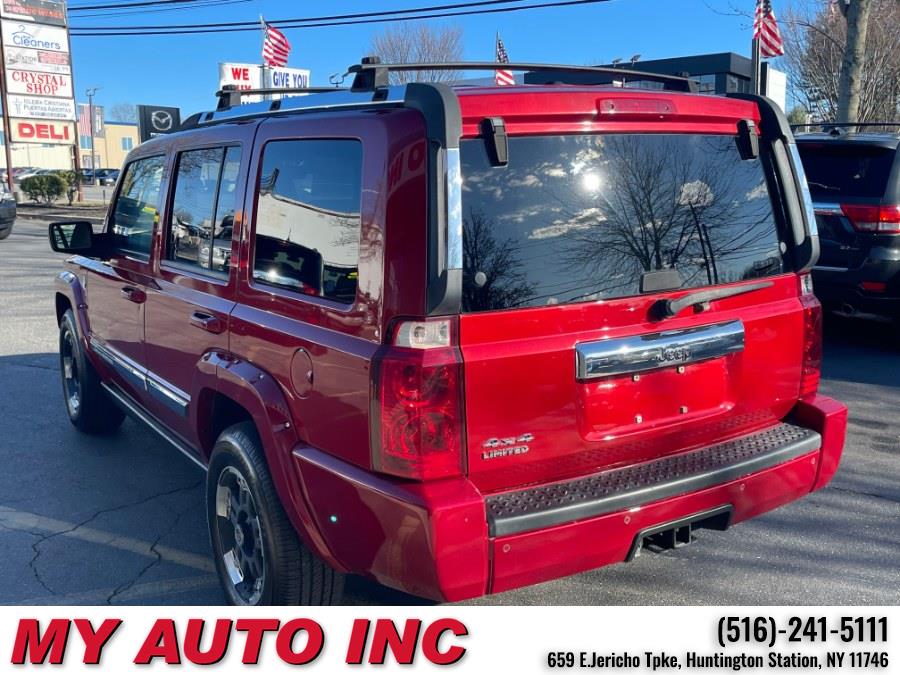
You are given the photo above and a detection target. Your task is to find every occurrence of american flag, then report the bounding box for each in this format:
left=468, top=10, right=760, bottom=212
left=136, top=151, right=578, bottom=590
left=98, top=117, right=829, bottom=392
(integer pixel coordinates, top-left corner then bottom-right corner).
left=753, top=0, right=785, bottom=58
left=495, top=33, right=514, bottom=86
left=262, top=19, right=291, bottom=67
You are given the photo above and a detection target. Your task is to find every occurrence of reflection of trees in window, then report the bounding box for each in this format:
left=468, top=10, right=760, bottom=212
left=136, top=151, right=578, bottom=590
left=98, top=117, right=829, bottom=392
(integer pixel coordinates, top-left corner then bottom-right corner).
left=463, top=209, right=535, bottom=312
left=459, top=134, right=785, bottom=311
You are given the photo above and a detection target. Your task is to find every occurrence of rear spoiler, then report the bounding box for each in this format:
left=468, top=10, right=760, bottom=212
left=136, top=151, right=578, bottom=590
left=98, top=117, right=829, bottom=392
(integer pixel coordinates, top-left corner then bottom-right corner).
left=728, top=94, right=819, bottom=273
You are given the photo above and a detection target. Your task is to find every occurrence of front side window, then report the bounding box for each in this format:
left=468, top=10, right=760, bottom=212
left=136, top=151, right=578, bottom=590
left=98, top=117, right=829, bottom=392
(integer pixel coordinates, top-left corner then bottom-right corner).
left=109, top=155, right=166, bottom=257
left=167, top=146, right=241, bottom=274
left=252, top=139, right=362, bottom=304
left=460, top=134, right=786, bottom=312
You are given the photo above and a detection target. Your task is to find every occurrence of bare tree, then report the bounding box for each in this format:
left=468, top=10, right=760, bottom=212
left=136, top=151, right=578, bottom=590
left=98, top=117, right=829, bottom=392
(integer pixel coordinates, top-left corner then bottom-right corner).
left=109, top=103, right=137, bottom=123
left=370, top=22, right=463, bottom=84
left=782, top=0, right=899, bottom=123
left=836, top=0, right=872, bottom=122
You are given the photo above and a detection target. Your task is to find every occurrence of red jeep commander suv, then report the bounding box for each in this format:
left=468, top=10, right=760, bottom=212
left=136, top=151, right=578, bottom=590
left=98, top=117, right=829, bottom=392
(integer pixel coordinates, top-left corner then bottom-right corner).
left=49, top=59, right=847, bottom=605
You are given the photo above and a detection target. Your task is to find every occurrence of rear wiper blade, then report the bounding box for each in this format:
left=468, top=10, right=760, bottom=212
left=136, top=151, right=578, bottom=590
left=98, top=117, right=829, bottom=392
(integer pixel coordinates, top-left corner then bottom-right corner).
left=653, top=281, right=774, bottom=320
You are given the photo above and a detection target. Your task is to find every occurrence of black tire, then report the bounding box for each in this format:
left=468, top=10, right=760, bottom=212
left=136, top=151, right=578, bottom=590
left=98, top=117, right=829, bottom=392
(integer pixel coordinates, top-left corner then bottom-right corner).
left=59, top=309, right=125, bottom=434
left=207, top=422, right=344, bottom=606
left=0, top=223, right=11, bottom=240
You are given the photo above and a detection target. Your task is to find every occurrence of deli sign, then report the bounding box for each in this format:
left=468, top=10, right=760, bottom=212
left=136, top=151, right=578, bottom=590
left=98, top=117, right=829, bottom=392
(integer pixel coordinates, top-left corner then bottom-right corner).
left=10, top=116, right=74, bottom=144
left=7, top=67, right=70, bottom=96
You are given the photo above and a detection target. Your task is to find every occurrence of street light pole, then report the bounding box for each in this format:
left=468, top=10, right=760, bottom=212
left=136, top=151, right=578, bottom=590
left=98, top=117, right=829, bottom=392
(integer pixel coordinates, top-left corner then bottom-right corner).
left=85, top=87, right=100, bottom=185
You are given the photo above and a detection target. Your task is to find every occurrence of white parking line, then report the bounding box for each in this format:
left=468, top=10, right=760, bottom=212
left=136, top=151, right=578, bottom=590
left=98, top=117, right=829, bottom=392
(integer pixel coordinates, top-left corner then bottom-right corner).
left=0, top=505, right=215, bottom=573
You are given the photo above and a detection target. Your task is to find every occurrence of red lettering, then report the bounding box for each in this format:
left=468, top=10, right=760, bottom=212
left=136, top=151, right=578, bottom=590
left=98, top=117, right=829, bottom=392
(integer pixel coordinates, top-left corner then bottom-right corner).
left=235, top=618, right=280, bottom=664
left=273, top=619, right=323, bottom=665
left=230, top=66, right=251, bottom=81
left=17, top=122, right=34, bottom=138
left=37, top=125, right=50, bottom=139
left=421, top=618, right=467, bottom=665
left=345, top=618, right=370, bottom=664
left=73, top=619, right=121, bottom=665
left=133, top=619, right=180, bottom=664
left=367, top=619, right=421, bottom=665
left=11, top=619, right=70, bottom=665
left=183, top=619, right=231, bottom=665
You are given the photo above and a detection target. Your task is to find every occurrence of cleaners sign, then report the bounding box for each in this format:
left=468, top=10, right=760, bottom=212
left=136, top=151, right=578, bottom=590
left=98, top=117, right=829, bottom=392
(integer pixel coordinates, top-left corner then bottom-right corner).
left=1, top=20, right=66, bottom=51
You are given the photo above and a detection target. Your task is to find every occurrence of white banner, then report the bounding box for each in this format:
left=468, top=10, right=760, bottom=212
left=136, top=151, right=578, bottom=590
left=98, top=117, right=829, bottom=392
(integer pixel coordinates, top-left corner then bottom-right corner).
left=4, top=44, right=70, bottom=74
left=219, top=62, right=262, bottom=102
left=0, top=607, right=893, bottom=672
left=265, top=65, right=311, bottom=90
left=1, top=19, right=67, bottom=52
left=6, top=92, right=74, bottom=120
left=6, top=67, right=71, bottom=97
left=9, top=116, right=74, bottom=144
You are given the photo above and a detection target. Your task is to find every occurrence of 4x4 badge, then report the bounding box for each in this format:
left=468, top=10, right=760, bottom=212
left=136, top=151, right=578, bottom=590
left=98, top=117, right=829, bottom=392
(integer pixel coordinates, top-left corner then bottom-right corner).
left=481, top=433, right=533, bottom=460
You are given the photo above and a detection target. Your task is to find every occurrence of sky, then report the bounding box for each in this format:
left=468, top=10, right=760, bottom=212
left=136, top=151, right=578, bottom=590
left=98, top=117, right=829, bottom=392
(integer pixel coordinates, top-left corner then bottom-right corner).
left=66, top=0, right=761, bottom=120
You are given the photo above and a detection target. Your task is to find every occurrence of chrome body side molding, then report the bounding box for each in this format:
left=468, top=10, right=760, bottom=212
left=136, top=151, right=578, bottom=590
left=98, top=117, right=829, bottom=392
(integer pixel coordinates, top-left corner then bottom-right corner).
left=575, top=320, right=745, bottom=380
left=90, top=337, right=189, bottom=417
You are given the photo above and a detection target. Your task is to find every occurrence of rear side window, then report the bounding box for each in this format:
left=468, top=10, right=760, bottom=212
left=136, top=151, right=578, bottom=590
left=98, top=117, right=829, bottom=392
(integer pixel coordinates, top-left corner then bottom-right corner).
left=252, top=139, right=362, bottom=304
left=109, top=155, right=165, bottom=257
left=460, top=134, right=786, bottom=312
left=796, top=143, right=895, bottom=199
left=167, top=146, right=241, bottom=274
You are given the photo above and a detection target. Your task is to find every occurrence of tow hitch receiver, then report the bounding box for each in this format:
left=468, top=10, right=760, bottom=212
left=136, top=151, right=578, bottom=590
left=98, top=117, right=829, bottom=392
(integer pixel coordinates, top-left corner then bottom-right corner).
left=627, top=506, right=732, bottom=560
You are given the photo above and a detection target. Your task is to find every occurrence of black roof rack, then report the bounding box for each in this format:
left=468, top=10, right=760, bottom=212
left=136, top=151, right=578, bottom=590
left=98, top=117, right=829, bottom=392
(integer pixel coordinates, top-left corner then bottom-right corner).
left=347, top=57, right=697, bottom=92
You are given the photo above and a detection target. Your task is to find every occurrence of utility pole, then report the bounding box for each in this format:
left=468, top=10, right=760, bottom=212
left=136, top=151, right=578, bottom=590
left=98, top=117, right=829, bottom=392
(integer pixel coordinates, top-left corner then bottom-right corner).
left=836, top=0, right=871, bottom=125
left=85, top=87, right=100, bottom=185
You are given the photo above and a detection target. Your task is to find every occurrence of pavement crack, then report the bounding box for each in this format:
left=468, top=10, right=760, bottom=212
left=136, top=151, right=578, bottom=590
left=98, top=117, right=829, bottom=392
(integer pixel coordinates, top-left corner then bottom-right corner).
left=106, top=487, right=203, bottom=605
left=28, top=480, right=203, bottom=597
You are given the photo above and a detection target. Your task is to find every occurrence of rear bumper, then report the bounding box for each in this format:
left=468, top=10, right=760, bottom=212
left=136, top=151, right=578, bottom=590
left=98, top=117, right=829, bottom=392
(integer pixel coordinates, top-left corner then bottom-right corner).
left=293, top=395, right=847, bottom=602
left=813, top=255, right=900, bottom=317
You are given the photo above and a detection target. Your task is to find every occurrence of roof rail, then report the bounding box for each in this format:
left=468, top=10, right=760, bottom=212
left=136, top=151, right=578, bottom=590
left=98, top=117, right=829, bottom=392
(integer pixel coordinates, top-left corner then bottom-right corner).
left=791, top=121, right=900, bottom=135
left=347, top=57, right=698, bottom=92
left=215, top=84, right=348, bottom=110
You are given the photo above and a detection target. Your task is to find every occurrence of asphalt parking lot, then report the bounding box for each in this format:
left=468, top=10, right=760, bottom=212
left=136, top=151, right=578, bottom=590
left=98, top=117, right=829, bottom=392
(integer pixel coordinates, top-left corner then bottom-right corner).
left=0, top=215, right=898, bottom=606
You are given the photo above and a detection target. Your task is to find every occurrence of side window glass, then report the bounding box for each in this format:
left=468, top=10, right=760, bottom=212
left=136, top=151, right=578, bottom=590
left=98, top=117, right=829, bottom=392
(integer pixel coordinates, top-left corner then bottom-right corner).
left=207, top=146, right=242, bottom=274
left=109, top=155, right=165, bottom=257
left=252, top=139, right=362, bottom=305
left=168, top=148, right=224, bottom=270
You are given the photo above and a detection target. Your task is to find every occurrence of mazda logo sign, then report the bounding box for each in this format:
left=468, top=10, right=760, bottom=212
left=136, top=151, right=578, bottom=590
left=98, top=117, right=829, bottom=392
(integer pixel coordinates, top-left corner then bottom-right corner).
left=151, top=110, right=173, bottom=131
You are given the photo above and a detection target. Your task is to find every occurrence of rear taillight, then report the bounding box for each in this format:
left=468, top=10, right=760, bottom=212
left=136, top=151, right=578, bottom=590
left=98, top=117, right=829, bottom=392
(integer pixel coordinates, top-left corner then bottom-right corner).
left=841, top=204, right=900, bottom=234
left=798, top=274, right=822, bottom=399
left=372, top=318, right=465, bottom=481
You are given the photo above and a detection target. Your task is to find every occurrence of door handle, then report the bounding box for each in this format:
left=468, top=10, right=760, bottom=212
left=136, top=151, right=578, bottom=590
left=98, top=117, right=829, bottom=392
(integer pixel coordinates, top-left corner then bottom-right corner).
left=190, top=311, right=225, bottom=334
left=120, top=286, right=146, bottom=303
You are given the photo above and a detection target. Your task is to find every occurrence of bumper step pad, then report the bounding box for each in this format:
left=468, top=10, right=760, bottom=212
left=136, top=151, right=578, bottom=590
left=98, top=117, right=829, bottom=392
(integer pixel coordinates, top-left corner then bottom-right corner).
left=486, top=422, right=821, bottom=536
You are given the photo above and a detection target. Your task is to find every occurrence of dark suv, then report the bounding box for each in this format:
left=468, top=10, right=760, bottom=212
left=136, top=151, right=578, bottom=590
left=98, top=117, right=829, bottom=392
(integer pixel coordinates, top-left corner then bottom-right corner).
left=794, top=124, right=900, bottom=323
left=48, top=59, right=847, bottom=605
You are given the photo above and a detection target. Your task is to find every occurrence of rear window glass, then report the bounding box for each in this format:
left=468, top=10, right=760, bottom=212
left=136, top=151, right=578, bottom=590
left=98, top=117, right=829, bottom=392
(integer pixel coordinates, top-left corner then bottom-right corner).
left=796, top=143, right=895, bottom=199
left=460, top=134, right=786, bottom=313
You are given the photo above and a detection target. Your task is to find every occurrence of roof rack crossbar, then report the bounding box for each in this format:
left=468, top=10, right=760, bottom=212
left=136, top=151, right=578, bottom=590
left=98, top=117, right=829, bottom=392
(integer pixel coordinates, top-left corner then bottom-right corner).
left=347, top=60, right=696, bottom=92
left=215, top=84, right=348, bottom=110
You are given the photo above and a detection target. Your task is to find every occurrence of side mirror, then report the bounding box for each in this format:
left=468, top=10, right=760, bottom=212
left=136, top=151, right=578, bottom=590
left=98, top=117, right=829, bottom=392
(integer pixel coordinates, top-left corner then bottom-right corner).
left=48, top=221, right=107, bottom=258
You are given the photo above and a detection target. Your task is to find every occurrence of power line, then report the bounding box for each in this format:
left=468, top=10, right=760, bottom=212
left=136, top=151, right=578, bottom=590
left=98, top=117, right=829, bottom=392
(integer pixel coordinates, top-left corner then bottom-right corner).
left=70, top=0, right=531, bottom=29
left=69, top=0, right=612, bottom=35
left=72, top=0, right=250, bottom=19
left=68, top=0, right=219, bottom=11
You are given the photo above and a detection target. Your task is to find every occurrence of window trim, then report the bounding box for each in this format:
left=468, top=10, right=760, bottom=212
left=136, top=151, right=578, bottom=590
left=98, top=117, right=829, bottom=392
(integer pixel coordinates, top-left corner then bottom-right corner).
left=106, top=153, right=167, bottom=262
left=247, top=136, right=364, bottom=311
left=160, top=143, right=242, bottom=282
